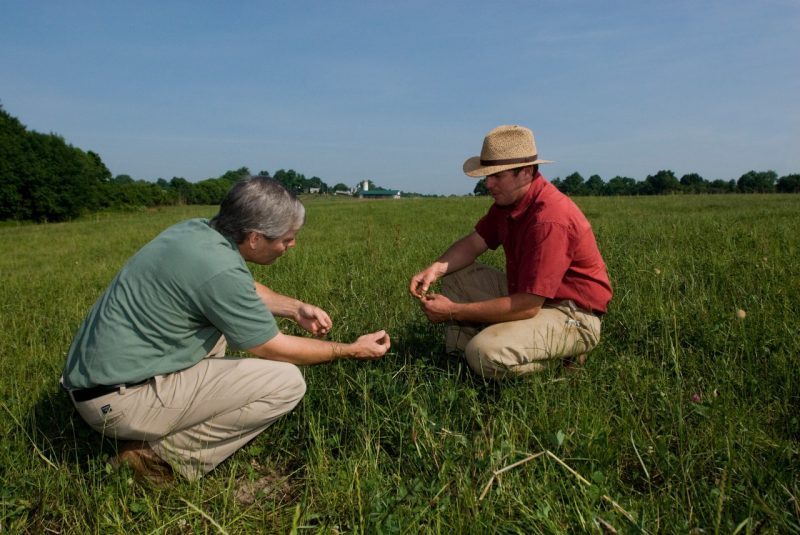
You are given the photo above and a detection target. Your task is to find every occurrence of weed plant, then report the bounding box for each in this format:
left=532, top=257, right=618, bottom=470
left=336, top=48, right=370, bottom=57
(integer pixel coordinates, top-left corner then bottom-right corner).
left=0, top=195, right=798, bottom=533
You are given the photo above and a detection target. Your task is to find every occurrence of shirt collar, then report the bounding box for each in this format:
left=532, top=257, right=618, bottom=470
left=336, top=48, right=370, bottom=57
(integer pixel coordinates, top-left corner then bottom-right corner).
left=508, top=173, right=546, bottom=220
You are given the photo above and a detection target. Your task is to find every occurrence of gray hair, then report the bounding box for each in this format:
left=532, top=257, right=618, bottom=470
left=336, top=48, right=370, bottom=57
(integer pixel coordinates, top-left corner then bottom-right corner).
left=210, top=176, right=305, bottom=243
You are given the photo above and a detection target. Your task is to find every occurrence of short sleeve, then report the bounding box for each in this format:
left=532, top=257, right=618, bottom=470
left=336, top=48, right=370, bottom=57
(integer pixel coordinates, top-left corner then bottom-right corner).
left=195, top=267, right=279, bottom=350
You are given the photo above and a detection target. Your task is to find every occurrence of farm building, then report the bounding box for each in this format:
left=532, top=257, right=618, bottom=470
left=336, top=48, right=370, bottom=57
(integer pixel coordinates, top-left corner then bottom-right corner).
left=356, top=179, right=401, bottom=199
left=358, top=188, right=401, bottom=199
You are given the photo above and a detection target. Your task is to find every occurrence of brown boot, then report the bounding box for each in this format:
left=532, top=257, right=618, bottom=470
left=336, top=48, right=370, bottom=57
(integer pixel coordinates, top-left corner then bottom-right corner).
left=111, top=440, right=174, bottom=487
left=563, top=353, right=588, bottom=373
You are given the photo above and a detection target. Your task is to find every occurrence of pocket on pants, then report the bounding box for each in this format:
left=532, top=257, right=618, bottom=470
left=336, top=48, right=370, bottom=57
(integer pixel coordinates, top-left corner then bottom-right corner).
left=75, top=396, right=128, bottom=437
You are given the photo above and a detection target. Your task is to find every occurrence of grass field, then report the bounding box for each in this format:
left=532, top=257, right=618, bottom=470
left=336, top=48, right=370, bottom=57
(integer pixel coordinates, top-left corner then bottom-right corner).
left=1, top=194, right=798, bottom=533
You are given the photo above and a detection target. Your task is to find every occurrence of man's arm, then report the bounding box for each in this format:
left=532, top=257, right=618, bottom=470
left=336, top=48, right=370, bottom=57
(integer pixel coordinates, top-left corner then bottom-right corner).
left=420, top=292, right=545, bottom=324
left=255, top=281, right=332, bottom=336
left=409, top=231, right=488, bottom=297
left=246, top=330, right=391, bottom=365
left=255, top=281, right=305, bottom=318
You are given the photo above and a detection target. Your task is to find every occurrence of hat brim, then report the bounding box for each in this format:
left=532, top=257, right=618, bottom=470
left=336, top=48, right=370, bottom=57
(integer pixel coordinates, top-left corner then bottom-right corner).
left=462, top=156, right=554, bottom=177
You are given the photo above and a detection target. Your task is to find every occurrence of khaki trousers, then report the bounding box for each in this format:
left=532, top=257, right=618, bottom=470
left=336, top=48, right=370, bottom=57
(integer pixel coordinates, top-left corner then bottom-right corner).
left=442, top=263, right=601, bottom=379
left=69, top=337, right=306, bottom=480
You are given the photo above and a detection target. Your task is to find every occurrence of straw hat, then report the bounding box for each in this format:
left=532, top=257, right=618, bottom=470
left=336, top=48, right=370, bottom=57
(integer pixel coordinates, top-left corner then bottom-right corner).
left=462, top=125, right=553, bottom=177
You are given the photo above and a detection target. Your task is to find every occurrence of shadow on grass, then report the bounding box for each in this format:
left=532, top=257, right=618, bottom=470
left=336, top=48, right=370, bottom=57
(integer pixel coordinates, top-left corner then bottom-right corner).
left=391, top=317, right=507, bottom=403
left=27, top=387, right=116, bottom=472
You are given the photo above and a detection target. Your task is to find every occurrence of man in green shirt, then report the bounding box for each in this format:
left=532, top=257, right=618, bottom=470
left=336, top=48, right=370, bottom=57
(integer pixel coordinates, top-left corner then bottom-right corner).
left=63, top=176, right=390, bottom=484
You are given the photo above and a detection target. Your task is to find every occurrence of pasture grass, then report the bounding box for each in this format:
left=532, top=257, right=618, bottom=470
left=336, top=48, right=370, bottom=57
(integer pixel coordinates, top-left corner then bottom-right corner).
left=0, top=195, right=798, bottom=533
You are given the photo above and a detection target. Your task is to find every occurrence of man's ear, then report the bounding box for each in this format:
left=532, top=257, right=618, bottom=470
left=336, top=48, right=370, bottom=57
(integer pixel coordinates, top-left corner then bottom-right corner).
left=518, top=165, right=534, bottom=181
left=526, top=165, right=537, bottom=178
left=247, top=231, right=260, bottom=250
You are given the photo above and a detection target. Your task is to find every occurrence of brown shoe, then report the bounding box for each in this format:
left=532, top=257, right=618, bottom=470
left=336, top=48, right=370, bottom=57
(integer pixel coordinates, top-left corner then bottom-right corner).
left=563, top=353, right=588, bottom=373
left=111, top=440, right=174, bottom=487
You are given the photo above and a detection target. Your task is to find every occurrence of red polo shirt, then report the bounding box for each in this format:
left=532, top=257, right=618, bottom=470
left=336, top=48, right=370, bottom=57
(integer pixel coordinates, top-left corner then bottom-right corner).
left=475, top=174, right=612, bottom=314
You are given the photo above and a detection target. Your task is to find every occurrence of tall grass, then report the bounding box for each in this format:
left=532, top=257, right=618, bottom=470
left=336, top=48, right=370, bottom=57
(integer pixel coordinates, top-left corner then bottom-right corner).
left=0, top=195, right=798, bottom=533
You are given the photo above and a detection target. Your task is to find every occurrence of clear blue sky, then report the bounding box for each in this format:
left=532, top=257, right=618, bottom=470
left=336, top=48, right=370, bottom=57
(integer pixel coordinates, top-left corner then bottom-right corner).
left=2, top=1, right=798, bottom=195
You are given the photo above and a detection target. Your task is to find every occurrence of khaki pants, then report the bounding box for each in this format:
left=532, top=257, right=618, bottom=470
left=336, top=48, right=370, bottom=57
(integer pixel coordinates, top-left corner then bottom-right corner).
left=69, top=337, right=306, bottom=480
left=442, top=263, right=601, bottom=379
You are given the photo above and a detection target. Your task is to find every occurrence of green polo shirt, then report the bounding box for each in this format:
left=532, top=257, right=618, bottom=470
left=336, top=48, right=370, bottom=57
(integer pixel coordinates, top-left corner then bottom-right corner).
left=63, top=218, right=278, bottom=389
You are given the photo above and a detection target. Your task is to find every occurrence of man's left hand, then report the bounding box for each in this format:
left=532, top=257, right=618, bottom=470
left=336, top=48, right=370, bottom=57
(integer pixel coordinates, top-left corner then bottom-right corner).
left=296, top=304, right=333, bottom=336
left=419, top=294, right=456, bottom=324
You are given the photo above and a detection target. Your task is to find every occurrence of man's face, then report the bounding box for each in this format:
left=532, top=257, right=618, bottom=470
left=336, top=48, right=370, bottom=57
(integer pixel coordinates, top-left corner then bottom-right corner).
left=247, top=228, right=298, bottom=265
left=485, top=167, right=533, bottom=206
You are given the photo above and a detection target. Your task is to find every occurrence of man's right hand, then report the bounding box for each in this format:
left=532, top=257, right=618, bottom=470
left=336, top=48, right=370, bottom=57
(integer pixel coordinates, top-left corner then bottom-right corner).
left=348, top=330, right=391, bottom=359
left=409, top=232, right=489, bottom=299
left=409, top=264, right=445, bottom=299
left=250, top=330, right=391, bottom=365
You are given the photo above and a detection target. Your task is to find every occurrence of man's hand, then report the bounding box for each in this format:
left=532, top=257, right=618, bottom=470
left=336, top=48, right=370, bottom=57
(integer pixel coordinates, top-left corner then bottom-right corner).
left=250, top=329, right=390, bottom=365
left=418, top=292, right=545, bottom=325
left=409, top=264, right=446, bottom=299
left=410, top=232, right=488, bottom=298
left=348, top=330, right=391, bottom=359
left=296, top=303, right=332, bottom=337
left=419, top=293, right=456, bottom=323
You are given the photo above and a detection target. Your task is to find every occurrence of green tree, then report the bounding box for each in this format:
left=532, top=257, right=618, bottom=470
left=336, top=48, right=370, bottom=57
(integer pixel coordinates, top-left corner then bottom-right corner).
left=274, top=169, right=306, bottom=193
left=776, top=174, right=800, bottom=193
left=680, top=173, right=707, bottom=193
left=559, top=172, right=586, bottom=196
left=219, top=167, right=250, bottom=182
left=737, top=170, right=777, bottom=193
left=708, top=179, right=736, bottom=194
left=190, top=178, right=231, bottom=205
left=105, top=179, right=174, bottom=208
left=473, top=178, right=488, bottom=196
left=604, top=176, right=637, bottom=196
left=0, top=105, right=111, bottom=221
left=168, top=177, right=192, bottom=204
left=0, top=106, right=29, bottom=219
left=585, top=174, right=604, bottom=196
left=112, top=174, right=135, bottom=184
left=642, top=170, right=680, bottom=195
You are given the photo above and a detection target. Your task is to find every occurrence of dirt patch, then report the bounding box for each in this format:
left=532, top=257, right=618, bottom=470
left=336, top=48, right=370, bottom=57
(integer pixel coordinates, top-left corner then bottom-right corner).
left=234, top=460, right=298, bottom=506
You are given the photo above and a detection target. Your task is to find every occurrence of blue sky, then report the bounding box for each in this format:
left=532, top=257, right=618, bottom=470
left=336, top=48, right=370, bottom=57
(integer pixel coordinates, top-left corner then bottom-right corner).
left=2, top=1, right=798, bottom=195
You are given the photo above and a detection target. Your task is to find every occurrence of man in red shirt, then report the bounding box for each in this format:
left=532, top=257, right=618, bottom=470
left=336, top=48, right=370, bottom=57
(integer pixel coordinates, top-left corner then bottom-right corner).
left=409, top=125, right=612, bottom=378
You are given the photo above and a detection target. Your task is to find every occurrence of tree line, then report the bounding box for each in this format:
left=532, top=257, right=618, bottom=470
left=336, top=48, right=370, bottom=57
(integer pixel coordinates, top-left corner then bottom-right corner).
left=0, top=105, right=359, bottom=222
left=110, top=167, right=349, bottom=207
left=474, top=169, right=800, bottom=196
left=3, top=104, right=799, bottom=222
